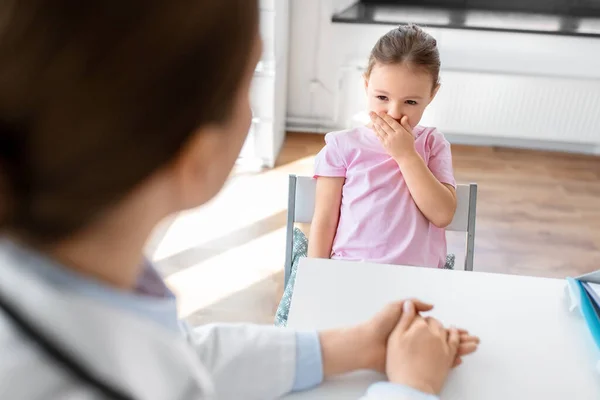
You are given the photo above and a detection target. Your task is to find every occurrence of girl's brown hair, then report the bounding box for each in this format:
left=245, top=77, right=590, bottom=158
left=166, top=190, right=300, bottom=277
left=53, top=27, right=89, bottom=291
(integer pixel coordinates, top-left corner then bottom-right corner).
left=0, top=0, right=259, bottom=243
left=365, top=24, right=440, bottom=87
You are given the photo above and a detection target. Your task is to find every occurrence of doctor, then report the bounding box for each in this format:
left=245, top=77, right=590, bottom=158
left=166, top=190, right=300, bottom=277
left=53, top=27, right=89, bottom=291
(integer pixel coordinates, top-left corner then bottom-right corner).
left=0, top=1, right=479, bottom=399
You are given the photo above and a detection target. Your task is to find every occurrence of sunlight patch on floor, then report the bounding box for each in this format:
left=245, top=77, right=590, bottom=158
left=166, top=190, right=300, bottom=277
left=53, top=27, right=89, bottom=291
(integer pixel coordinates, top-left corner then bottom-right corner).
left=148, top=155, right=315, bottom=261
left=143, top=153, right=316, bottom=322
left=165, top=227, right=286, bottom=319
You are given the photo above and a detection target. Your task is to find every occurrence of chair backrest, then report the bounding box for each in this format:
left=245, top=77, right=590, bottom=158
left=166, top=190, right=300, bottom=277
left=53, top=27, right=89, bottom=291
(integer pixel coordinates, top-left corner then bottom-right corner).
left=292, top=176, right=317, bottom=224
left=447, top=184, right=477, bottom=233
left=284, top=175, right=477, bottom=284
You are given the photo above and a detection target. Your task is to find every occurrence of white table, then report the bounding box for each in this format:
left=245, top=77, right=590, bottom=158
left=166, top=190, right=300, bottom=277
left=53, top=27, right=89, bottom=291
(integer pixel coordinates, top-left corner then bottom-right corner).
left=283, top=258, right=600, bottom=400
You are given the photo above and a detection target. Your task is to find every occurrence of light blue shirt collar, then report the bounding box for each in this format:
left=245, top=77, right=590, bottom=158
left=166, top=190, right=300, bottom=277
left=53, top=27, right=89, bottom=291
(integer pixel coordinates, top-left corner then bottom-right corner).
left=0, top=239, right=181, bottom=333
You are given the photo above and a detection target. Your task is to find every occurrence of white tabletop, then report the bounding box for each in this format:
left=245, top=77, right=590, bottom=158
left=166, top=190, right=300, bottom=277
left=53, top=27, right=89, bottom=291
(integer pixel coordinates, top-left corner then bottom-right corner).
left=283, top=258, right=600, bottom=400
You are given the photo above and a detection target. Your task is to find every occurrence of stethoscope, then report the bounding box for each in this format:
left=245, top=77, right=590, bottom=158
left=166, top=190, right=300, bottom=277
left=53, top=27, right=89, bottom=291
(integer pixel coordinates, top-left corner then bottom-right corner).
left=0, top=291, right=135, bottom=400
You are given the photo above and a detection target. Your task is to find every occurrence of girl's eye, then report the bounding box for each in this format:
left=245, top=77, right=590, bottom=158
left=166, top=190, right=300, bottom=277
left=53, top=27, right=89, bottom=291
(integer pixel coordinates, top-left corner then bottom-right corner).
left=376, top=95, right=388, bottom=101
left=406, top=100, right=418, bottom=105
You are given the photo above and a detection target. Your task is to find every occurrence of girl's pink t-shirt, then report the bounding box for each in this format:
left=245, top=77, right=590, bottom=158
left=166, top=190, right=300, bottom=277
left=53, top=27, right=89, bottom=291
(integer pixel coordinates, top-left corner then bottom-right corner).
left=314, top=125, right=456, bottom=268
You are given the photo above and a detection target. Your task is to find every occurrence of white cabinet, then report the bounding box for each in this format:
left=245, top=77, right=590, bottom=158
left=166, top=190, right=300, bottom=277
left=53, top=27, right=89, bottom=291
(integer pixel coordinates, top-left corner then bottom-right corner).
left=238, top=0, right=290, bottom=168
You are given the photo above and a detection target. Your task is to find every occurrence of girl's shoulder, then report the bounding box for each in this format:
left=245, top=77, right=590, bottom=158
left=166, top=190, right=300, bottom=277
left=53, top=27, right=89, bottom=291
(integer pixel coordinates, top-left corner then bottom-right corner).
left=415, top=125, right=450, bottom=148
left=323, top=126, right=373, bottom=152
left=325, top=126, right=371, bottom=143
left=415, top=125, right=446, bottom=139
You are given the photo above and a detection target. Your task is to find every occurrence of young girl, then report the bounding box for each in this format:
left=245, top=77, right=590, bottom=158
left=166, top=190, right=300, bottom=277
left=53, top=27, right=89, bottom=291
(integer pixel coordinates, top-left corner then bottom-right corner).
left=276, top=24, right=457, bottom=326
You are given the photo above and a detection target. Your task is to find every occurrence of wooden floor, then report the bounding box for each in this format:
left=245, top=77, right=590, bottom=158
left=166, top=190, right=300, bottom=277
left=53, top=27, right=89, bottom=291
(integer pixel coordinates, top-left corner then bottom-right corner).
left=279, top=133, right=600, bottom=278
left=151, top=133, right=600, bottom=326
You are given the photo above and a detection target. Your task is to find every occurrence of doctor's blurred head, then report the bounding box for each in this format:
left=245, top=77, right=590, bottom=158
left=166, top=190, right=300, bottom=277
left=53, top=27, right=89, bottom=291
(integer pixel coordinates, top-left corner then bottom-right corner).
left=0, top=0, right=261, bottom=253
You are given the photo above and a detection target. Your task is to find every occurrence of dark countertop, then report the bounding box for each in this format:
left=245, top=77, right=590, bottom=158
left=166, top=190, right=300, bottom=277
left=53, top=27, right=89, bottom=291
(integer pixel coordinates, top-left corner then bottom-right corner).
left=333, top=2, right=600, bottom=38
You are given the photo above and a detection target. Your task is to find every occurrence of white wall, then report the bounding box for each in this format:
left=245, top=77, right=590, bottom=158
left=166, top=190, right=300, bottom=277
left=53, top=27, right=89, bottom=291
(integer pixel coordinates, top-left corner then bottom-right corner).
left=241, top=0, right=291, bottom=168
left=287, top=0, right=600, bottom=152
left=287, top=0, right=375, bottom=129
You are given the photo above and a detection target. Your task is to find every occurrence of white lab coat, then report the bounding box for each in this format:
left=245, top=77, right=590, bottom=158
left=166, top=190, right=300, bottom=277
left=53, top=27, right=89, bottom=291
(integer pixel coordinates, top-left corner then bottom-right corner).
left=0, top=245, right=298, bottom=400
left=0, top=244, right=425, bottom=400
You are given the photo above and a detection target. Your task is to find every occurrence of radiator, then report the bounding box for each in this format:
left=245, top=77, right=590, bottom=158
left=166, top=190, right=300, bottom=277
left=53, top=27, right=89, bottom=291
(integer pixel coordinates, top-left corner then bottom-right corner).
left=342, top=68, right=600, bottom=146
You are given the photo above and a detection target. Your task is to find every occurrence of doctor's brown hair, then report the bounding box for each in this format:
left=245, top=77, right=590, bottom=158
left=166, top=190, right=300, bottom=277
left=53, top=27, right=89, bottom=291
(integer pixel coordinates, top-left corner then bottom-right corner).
left=365, top=24, right=440, bottom=88
left=0, top=0, right=259, bottom=243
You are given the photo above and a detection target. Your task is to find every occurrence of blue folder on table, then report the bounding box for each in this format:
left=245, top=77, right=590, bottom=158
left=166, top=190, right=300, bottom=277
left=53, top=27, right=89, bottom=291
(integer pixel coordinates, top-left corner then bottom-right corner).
left=567, top=270, right=600, bottom=354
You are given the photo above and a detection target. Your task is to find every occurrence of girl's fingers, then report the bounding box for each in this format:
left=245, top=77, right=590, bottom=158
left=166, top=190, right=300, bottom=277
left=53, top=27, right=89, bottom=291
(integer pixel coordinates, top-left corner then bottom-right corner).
left=378, top=112, right=413, bottom=138
left=379, top=113, right=402, bottom=131
left=400, top=115, right=412, bottom=132
left=372, top=123, right=386, bottom=141
left=369, top=114, right=387, bottom=137
left=374, top=113, right=396, bottom=136
left=370, top=111, right=414, bottom=139
left=398, top=116, right=414, bottom=137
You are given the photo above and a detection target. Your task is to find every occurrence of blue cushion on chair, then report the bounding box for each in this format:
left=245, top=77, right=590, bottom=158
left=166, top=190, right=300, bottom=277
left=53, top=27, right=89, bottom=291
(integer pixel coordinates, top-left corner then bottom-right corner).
left=275, top=228, right=308, bottom=327
left=444, top=253, right=455, bottom=270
